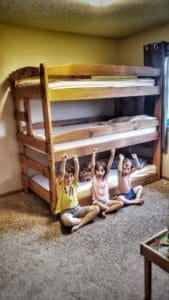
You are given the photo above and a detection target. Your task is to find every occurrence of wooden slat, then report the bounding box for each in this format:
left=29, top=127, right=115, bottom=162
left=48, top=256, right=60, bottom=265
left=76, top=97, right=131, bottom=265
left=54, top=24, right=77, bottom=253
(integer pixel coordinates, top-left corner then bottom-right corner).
left=11, top=82, right=23, bottom=134
left=52, top=119, right=159, bottom=144
left=153, top=78, right=162, bottom=179
left=14, top=85, right=41, bottom=99
left=47, top=64, right=160, bottom=77
left=26, top=116, right=108, bottom=130
left=49, top=86, right=160, bottom=101
left=9, top=67, right=39, bottom=81
left=24, top=98, right=33, bottom=136
left=21, top=174, right=50, bottom=203
left=26, top=176, right=51, bottom=203
left=15, top=110, right=27, bottom=122
left=20, top=154, right=49, bottom=178
left=17, top=133, right=47, bottom=152
left=54, top=132, right=159, bottom=161
left=52, top=116, right=107, bottom=127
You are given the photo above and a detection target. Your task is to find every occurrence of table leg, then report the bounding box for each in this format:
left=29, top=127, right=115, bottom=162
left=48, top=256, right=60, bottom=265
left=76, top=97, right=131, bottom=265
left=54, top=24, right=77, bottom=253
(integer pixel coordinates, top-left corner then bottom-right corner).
left=144, top=258, right=152, bottom=300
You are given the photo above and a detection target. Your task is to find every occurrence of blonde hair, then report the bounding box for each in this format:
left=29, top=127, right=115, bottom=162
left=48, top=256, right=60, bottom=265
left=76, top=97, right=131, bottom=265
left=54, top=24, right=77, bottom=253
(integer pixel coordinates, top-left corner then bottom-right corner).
left=123, top=158, right=132, bottom=169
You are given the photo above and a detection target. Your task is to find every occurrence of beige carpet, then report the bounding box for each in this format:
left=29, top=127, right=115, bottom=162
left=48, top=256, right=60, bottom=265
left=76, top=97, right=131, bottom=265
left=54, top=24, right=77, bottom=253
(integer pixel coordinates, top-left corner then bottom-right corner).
left=0, top=179, right=169, bottom=300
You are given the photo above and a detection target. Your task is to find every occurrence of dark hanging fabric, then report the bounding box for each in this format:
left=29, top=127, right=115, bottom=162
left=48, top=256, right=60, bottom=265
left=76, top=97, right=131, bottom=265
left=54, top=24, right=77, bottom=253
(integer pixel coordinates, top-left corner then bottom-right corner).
left=163, top=57, right=169, bottom=153
left=144, top=41, right=169, bottom=153
left=144, top=42, right=166, bottom=68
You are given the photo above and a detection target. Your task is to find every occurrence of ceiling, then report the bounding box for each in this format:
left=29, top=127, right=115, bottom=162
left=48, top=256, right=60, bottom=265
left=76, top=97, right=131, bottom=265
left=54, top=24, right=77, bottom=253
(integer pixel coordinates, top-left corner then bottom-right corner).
left=0, top=0, right=169, bottom=38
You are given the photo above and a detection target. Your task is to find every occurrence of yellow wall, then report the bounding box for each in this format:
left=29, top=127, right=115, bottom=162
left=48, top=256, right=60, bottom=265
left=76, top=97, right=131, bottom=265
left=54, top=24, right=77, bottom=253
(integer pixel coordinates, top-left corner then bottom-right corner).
left=117, top=23, right=169, bottom=178
left=117, top=23, right=169, bottom=65
left=0, top=24, right=117, bottom=194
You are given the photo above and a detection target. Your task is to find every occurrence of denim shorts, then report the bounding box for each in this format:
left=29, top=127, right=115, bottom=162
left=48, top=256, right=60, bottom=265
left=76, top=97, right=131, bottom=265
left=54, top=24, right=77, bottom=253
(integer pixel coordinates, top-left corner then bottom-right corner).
left=59, top=205, right=90, bottom=219
left=121, top=188, right=136, bottom=200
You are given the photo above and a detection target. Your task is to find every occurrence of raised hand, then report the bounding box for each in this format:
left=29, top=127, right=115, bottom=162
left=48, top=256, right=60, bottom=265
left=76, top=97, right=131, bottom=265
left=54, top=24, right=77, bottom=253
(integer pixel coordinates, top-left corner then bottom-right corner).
left=92, top=148, right=97, bottom=154
left=72, top=154, right=78, bottom=161
left=111, top=149, right=115, bottom=155
left=131, top=153, right=137, bottom=160
left=61, top=153, right=68, bottom=161
left=119, top=153, right=124, bottom=160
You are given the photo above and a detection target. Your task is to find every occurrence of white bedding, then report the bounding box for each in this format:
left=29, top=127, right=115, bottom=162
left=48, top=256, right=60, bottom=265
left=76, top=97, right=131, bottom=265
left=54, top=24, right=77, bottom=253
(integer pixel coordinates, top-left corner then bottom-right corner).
left=19, top=78, right=155, bottom=88
left=48, top=78, right=155, bottom=89
left=31, top=164, right=156, bottom=199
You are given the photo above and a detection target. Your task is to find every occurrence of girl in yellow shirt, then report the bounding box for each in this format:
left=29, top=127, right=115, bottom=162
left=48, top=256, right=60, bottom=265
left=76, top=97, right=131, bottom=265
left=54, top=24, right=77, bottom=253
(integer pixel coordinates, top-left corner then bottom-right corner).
left=55, top=154, right=99, bottom=233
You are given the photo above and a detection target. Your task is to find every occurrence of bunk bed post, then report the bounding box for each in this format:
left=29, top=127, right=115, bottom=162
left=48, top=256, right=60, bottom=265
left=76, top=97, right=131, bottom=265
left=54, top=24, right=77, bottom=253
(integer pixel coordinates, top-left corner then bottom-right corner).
left=153, top=76, right=162, bottom=179
left=10, top=80, right=30, bottom=193
left=39, top=64, right=57, bottom=213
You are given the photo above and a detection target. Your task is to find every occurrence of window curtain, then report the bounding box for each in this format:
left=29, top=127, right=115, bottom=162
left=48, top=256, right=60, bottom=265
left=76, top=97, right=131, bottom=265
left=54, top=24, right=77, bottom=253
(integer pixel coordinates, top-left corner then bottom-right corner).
left=162, top=56, right=169, bottom=153
left=144, top=41, right=169, bottom=153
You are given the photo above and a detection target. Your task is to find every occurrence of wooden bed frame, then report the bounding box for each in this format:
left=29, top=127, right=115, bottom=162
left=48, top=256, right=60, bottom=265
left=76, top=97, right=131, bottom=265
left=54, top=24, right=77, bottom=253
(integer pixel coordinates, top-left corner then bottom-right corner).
left=9, top=63, right=162, bottom=212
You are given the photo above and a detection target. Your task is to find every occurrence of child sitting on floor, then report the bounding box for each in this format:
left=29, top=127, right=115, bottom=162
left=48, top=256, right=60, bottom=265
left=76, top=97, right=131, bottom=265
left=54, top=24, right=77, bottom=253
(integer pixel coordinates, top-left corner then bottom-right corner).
left=117, top=153, right=144, bottom=205
left=91, top=149, right=123, bottom=218
left=54, top=153, right=100, bottom=233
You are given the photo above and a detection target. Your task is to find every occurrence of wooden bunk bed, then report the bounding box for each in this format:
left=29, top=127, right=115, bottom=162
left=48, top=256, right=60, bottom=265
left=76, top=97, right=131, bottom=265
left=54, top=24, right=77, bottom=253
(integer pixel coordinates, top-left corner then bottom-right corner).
left=9, top=63, right=162, bottom=212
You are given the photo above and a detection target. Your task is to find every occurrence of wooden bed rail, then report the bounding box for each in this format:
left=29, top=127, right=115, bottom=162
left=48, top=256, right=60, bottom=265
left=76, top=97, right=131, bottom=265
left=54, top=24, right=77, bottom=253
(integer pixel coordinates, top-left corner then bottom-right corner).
left=47, top=63, right=160, bottom=78
left=20, top=154, right=50, bottom=178
left=17, top=133, right=47, bottom=152
left=9, top=67, right=40, bottom=81
left=9, top=63, right=161, bottom=82
left=49, top=85, right=160, bottom=101
left=53, top=131, right=159, bottom=161
left=52, top=119, right=159, bottom=144
left=9, top=64, right=160, bottom=83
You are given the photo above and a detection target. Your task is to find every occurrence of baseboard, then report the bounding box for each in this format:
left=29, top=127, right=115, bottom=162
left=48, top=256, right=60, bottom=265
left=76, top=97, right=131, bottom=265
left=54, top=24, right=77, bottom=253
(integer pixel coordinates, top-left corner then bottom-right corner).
left=162, top=176, right=169, bottom=181
left=0, top=188, right=24, bottom=198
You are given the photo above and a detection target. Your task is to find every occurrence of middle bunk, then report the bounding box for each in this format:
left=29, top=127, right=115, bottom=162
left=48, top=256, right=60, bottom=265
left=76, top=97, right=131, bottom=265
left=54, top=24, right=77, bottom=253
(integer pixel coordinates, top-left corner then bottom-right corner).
left=25, top=114, right=159, bottom=160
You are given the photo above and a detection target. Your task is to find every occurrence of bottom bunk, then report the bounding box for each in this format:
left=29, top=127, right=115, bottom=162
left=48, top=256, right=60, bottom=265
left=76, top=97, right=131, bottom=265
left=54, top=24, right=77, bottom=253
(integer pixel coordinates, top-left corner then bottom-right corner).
left=26, top=164, right=157, bottom=207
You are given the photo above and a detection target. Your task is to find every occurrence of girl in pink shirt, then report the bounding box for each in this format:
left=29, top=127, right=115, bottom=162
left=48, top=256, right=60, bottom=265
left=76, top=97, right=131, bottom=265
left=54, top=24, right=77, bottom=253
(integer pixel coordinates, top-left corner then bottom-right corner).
left=91, top=149, right=123, bottom=218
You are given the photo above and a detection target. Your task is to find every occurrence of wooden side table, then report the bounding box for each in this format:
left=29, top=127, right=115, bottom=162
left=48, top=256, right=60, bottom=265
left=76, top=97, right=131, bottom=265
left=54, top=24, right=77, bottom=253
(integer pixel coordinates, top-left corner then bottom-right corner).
left=140, top=229, right=169, bottom=300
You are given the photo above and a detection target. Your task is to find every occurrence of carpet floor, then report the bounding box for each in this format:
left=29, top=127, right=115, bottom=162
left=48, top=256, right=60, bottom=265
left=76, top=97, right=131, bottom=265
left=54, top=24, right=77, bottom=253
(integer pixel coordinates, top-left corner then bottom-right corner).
left=0, top=179, right=169, bottom=300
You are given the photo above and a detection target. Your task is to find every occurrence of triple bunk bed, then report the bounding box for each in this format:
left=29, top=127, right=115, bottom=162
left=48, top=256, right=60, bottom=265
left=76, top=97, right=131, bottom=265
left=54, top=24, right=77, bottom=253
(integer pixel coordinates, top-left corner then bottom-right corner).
left=9, top=63, right=162, bottom=213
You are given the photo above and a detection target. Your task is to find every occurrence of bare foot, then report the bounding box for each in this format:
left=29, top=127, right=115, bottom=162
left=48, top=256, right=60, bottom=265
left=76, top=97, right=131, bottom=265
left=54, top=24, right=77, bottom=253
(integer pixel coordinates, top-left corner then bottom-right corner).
left=119, top=201, right=124, bottom=207
left=71, top=225, right=80, bottom=233
left=135, top=199, right=144, bottom=205
left=99, top=211, right=106, bottom=218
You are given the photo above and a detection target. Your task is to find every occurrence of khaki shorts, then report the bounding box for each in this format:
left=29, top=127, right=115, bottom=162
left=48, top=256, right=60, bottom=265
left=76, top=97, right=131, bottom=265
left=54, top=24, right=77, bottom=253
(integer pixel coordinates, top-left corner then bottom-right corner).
left=59, top=205, right=90, bottom=219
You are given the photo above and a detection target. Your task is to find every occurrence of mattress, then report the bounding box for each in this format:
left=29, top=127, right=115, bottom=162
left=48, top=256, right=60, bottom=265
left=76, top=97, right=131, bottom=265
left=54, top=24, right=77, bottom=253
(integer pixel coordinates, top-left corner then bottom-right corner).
left=31, top=164, right=156, bottom=199
left=18, top=78, right=155, bottom=88
left=48, top=78, right=155, bottom=89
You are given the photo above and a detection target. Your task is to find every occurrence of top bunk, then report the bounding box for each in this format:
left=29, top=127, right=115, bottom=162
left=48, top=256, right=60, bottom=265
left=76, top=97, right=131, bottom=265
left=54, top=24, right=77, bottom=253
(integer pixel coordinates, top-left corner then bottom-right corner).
left=10, top=63, right=161, bottom=101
